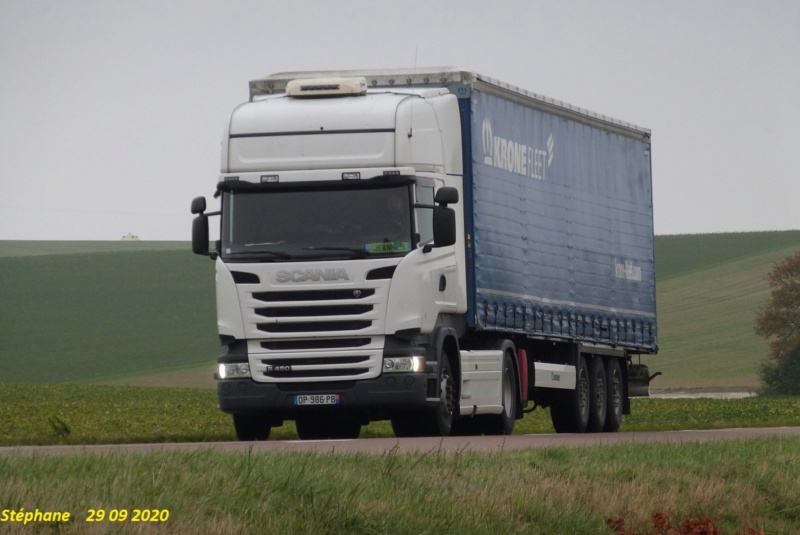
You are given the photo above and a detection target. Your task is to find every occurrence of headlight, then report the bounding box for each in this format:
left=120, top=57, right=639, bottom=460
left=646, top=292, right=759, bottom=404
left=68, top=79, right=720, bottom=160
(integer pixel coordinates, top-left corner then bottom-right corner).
left=218, top=363, right=251, bottom=379
left=383, top=356, right=425, bottom=373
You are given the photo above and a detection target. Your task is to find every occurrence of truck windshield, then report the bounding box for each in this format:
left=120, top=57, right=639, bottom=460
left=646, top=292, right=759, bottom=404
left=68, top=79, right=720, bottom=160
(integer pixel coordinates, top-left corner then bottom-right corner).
left=221, top=183, right=413, bottom=260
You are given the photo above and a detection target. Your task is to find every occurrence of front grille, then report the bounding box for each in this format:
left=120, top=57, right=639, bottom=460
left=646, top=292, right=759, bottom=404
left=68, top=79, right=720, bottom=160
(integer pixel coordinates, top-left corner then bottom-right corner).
left=245, top=280, right=386, bottom=382
left=261, top=338, right=371, bottom=351
left=264, top=356, right=368, bottom=367
left=253, top=289, right=375, bottom=302
left=252, top=289, right=376, bottom=334
left=257, top=320, right=371, bottom=333
left=260, top=355, right=372, bottom=379
left=265, top=368, right=371, bottom=379
left=255, top=304, right=372, bottom=317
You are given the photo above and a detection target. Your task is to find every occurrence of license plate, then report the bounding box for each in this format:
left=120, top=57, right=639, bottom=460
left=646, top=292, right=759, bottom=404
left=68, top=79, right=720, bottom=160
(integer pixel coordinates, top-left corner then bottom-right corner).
left=294, top=394, right=340, bottom=406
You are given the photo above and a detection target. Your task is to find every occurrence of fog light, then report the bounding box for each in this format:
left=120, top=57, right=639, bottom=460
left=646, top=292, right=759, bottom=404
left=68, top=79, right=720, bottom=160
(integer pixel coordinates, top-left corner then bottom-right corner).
left=218, top=363, right=251, bottom=379
left=383, top=356, right=424, bottom=373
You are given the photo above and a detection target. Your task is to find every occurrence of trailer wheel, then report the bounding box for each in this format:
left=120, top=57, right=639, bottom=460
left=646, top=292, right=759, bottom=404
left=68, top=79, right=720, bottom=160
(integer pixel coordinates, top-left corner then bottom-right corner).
left=587, top=357, right=607, bottom=433
left=604, top=358, right=623, bottom=432
left=483, top=351, right=517, bottom=435
left=232, top=412, right=271, bottom=441
left=550, top=356, right=590, bottom=433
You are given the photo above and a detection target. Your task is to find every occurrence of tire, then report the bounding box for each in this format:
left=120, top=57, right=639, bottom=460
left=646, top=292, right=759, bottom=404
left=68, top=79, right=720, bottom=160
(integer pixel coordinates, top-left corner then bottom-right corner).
left=329, top=418, right=361, bottom=440
left=392, top=416, right=420, bottom=438
left=391, top=351, right=457, bottom=438
left=295, top=416, right=329, bottom=440
left=550, top=355, right=590, bottom=433
left=450, top=417, right=482, bottom=436
left=587, top=357, right=607, bottom=433
left=603, top=357, right=623, bottom=432
left=415, top=352, right=458, bottom=437
left=391, top=416, right=425, bottom=438
left=483, top=351, right=517, bottom=435
left=430, top=352, right=457, bottom=436
left=232, top=412, right=271, bottom=441
left=296, top=415, right=361, bottom=440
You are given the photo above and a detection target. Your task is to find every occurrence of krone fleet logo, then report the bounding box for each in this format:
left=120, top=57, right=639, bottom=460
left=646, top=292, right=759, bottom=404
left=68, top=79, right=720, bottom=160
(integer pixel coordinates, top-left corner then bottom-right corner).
left=614, top=259, right=642, bottom=282
left=482, top=118, right=554, bottom=181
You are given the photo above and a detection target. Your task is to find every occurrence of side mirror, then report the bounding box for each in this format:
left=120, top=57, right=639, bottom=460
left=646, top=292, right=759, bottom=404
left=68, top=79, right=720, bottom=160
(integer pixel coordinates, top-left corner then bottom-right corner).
left=422, top=187, right=459, bottom=252
left=192, top=215, right=210, bottom=256
left=434, top=187, right=459, bottom=206
left=432, top=206, right=456, bottom=247
left=191, top=196, right=207, bottom=215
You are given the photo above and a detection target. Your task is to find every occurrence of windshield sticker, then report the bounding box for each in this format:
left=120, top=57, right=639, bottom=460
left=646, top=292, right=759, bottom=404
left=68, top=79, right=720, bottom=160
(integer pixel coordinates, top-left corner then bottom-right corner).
left=366, top=241, right=410, bottom=254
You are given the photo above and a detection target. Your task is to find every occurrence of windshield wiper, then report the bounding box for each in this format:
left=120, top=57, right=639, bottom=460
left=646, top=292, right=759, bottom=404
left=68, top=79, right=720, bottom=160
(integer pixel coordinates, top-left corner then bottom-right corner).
left=227, top=250, right=293, bottom=260
left=302, top=246, right=368, bottom=258
left=245, top=241, right=286, bottom=247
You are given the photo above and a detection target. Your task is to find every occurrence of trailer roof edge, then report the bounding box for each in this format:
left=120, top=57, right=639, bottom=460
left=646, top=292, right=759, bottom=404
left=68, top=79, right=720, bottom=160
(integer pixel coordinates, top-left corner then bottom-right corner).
left=248, top=67, right=651, bottom=139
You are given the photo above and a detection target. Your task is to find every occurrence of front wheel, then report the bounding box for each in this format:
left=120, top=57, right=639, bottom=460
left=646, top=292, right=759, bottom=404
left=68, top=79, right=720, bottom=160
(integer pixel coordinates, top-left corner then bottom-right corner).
left=392, top=353, right=456, bottom=437
left=390, top=416, right=424, bottom=438
left=483, top=351, right=517, bottom=435
left=296, top=414, right=361, bottom=440
left=429, top=352, right=457, bottom=436
left=232, top=412, right=271, bottom=441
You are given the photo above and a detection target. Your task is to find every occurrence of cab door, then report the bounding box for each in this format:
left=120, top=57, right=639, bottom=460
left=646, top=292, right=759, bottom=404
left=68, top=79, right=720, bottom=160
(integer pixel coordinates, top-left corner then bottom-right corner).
left=416, top=180, right=458, bottom=313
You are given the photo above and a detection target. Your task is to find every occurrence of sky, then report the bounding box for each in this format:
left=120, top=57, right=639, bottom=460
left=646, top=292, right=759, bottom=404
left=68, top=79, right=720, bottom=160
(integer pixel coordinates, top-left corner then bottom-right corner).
left=1, top=0, right=798, bottom=240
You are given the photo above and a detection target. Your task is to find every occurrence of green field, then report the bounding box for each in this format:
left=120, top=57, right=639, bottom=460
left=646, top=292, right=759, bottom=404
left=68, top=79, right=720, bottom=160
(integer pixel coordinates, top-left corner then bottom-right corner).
left=0, top=242, right=218, bottom=384
left=2, top=231, right=800, bottom=390
left=644, top=230, right=800, bottom=391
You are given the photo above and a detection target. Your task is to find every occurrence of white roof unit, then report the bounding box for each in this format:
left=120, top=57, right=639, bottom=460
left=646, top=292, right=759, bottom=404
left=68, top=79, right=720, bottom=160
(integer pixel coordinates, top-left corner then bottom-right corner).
left=285, top=77, right=368, bottom=98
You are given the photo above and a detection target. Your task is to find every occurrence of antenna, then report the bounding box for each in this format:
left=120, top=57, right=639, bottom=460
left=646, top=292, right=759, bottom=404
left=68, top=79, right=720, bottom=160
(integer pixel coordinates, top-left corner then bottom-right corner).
left=408, top=45, right=418, bottom=138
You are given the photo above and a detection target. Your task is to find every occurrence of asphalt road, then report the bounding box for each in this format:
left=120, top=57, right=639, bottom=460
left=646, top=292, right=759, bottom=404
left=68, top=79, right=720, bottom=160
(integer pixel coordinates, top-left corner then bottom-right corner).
left=2, top=427, right=798, bottom=456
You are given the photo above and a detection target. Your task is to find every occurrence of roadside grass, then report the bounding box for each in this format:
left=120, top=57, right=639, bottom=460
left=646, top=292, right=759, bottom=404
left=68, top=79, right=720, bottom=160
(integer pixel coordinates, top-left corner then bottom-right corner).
left=1, top=437, right=798, bottom=534
left=2, top=383, right=799, bottom=447
left=2, top=381, right=798, bottom=533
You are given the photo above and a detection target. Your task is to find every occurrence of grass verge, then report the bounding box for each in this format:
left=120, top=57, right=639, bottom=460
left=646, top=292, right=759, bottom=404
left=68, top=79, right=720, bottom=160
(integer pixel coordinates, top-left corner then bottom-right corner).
left=2, top=383, right=799, bottom=446
left=0, top=438, right=798, bottom=534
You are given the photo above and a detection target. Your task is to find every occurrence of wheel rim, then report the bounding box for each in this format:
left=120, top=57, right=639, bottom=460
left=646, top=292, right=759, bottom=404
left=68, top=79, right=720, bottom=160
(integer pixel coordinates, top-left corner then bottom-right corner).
left=578, top=367, right=589, bottom=416
left=610, top=367, right=622, bottom=414
left=594, top=368, right=606, bottom=412
left=440, top=367, right=456, bottom=417
left=502, top=365, right=513, bottom=416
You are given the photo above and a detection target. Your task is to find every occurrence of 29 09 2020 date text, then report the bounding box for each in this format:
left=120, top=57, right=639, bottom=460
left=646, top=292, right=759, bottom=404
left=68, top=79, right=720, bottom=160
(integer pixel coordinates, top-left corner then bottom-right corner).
left=86, top=508, right=170, bottom=522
